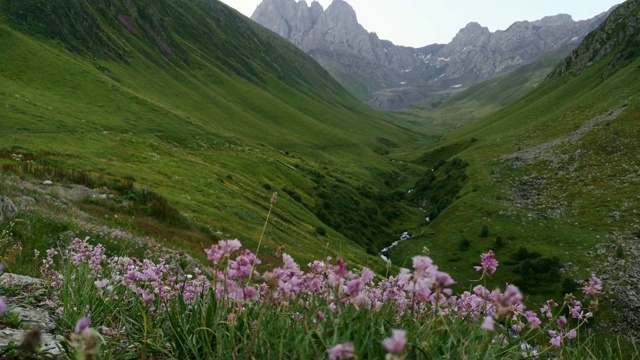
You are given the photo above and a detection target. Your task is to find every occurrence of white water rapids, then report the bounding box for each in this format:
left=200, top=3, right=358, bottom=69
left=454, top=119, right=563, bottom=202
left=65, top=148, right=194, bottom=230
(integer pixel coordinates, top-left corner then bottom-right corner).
left=379, top=231, right=410, bottom=262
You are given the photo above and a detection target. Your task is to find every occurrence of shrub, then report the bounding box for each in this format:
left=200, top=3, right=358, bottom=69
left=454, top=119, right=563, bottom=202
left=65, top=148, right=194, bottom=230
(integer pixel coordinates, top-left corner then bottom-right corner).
left=561, top=277, right=579, bottom=295
left=407, top=158, right=469, bottom=221
left=511, top=247, right=541, bottom=261
left=315, top=226, right=327, bottom=236
left=479, top=225, right=489, bottom=238
left=458, top=237, right=471, bottom=251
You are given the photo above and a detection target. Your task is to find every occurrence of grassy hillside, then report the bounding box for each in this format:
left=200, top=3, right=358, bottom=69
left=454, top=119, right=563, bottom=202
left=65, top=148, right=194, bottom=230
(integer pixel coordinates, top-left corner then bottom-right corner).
left=384, top=0, right=640, bottom=341
left=0, top=0, right=430, bottom=272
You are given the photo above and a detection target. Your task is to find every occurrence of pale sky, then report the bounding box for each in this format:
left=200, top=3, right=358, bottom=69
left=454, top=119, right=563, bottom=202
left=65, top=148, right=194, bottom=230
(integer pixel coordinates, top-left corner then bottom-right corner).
left=220, top=0, right=621, bottom=47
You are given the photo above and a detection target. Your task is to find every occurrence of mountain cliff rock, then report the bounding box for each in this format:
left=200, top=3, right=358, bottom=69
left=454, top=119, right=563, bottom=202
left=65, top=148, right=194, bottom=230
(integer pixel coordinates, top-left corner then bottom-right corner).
left=548, top=0, right=640, bottom=79
left=252, top=0, right=612, bottom=109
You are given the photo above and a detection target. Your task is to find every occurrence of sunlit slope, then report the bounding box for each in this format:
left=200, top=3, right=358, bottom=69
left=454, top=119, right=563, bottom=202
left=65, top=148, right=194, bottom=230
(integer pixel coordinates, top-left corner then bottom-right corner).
left=388, top=0, right=640, bottom=304
left=0, top=0, right=426, bottom=268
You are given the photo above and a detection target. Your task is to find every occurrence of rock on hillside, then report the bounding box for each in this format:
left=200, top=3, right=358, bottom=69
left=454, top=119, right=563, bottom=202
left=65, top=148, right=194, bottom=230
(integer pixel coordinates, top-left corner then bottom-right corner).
left=0, top=196, right=18, bottom=224
left=0, top=273, right=63, bottom=356
left=252, top=0, right=612, bottom=108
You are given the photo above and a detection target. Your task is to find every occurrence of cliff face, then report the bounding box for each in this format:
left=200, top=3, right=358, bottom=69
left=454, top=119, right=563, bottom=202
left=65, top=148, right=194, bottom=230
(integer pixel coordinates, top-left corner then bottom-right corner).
left=548, top=0, right=640, bottom=79
left=252, top=0, right=611, bottom=108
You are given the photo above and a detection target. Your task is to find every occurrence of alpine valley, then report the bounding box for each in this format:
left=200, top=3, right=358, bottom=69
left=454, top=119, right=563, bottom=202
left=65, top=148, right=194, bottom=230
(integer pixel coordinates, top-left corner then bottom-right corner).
left=1, top=0, right=640, bottom=357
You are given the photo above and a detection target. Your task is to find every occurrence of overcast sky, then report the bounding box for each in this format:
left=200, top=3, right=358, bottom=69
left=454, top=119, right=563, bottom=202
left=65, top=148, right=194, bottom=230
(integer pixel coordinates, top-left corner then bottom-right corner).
left=220, top=0, right=621, bottom=47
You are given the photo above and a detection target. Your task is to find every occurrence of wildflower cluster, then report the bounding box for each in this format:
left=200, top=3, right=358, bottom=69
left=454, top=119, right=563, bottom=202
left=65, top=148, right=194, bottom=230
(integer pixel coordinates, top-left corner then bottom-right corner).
left=37, top=238, right=604, bottom=358
left=41, top=237, right=211, bottom=314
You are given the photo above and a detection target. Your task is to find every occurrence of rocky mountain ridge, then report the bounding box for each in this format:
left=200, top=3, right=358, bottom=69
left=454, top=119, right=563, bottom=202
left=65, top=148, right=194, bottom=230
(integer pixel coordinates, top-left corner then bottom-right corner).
left=252, top=0, right=613, bottom=109
left=548, top=0, right=640, bottom=79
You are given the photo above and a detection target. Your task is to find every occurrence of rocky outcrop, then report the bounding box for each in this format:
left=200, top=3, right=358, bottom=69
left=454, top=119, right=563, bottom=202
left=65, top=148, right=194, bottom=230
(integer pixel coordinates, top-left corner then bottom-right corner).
left=252, top=0, right=612, bottom=108
left=0, top=273, right=63, bottom=356
left=0, top=196, right=18, bottom=224
left=548, top=0, right=640, bottom=79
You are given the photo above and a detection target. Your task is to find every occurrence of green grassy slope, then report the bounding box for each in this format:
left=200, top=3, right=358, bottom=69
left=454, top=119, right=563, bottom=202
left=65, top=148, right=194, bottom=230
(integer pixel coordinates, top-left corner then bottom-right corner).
left=386, top=0, right=640, bottom=318
left=0, top=0, right=429, bottom=270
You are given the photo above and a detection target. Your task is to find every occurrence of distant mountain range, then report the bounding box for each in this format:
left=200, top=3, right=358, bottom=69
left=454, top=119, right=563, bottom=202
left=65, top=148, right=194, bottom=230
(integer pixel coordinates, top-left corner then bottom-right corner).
left=252, top=0, right=612, bottom=109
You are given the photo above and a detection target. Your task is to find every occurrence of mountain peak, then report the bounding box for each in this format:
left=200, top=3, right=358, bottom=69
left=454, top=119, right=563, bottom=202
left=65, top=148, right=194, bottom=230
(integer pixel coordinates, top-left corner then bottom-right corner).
left=532, top=14, right=574, bottom=26
left=325, top=0, right=358, bottom=21
left=463, top=21, right=484, bottom=29
left=252, top=0, right=609, bottom=108
left=458, top=22, right=490, bottom=35
left=451, top=22, right=490, bottom=41
left=252, top=0, right=324, bottom=44
left=309, top=1, right=323, bottom=12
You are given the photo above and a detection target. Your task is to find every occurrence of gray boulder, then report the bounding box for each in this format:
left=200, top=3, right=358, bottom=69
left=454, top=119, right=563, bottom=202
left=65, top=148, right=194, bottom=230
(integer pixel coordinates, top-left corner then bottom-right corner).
left=0, top=196, right=18, bottom=223
left=0, top=273, right=63, bottom=355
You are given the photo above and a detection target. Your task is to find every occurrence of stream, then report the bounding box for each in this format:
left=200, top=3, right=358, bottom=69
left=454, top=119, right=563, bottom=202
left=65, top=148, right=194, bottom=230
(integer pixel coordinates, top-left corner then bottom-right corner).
left=379, top=231, right=410, bottom=262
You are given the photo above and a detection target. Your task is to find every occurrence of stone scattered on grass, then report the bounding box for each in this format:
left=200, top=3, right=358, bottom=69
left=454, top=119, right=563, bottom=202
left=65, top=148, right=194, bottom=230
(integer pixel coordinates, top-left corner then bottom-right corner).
left=0, top=196, right=18, bottom=224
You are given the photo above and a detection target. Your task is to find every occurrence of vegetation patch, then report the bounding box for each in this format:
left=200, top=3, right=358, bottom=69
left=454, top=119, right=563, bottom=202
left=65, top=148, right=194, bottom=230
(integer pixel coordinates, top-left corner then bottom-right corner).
left=312, top=178, right=403, bottom=255
left=407, top=157, right=469, bottom=220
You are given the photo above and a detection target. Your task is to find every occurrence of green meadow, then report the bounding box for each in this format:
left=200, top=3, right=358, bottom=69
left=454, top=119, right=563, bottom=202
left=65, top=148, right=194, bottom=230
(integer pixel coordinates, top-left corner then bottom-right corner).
left=1, top=0, right=640, bottom=354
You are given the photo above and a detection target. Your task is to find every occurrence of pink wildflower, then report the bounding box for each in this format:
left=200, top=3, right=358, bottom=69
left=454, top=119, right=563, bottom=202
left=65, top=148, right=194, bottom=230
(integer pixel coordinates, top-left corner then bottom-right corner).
left=474, top=251, right=498, bottom=274
left=75, top=317, right=91, bottom=333
left=582, top=274, right=602, bottom=295
left=493, top=284, right=524, bottom=320
left=327, top=342, right=355, bottom=360
left=141, top=291, right=155, bottom=307
left=481, top=316, right=495, bottom=331
left=334, top=258, right=348, bottom=277
left=282, top=253, right=299, bottom=271
left=346, top=278, right=362, bottom=295
left=548, top=330, right=562, bottom=347
left=94, top=279, right=109, bottom=290
left=569, top=300, right=582, bottom=319
left=360, top=267, right=375, bottom=283
left=524, top=311, right=541, bottom=328
left=557, top=316, right=567, bottom=330
left=412, top=256, right=435, bottom=279
left=243, top=286, right=259, bottom=301
left=219, top=239, right=242, bottom=256
left=205, top=246, right=223, bottom=264
left=382, top=329, right=407, bottom=355
left=541, top=299, right=556, bottom=319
